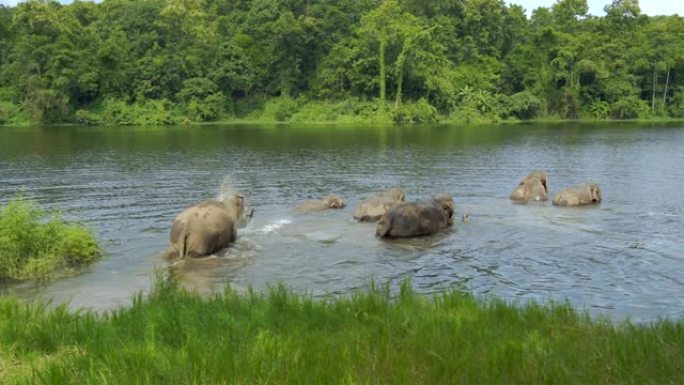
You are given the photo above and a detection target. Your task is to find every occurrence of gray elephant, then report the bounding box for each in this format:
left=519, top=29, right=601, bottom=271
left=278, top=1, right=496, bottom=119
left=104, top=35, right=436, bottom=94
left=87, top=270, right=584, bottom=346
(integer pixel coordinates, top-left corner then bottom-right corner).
left=294, top=195, right=345, bottom=213
left=165, top=194, right=253, bottom=259
left=552, top=183, right=602, bottom=206
left=376, top=194, right=455, bottom=238
left=510, top=171, right=548, bottom=202
left=353, top=188, right=405, bottom=222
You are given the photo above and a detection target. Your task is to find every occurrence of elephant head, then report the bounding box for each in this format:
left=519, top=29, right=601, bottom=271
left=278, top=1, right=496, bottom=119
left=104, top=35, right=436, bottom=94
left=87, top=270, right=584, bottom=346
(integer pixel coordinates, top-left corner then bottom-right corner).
left=510, top=171, right=548, bottom=203
left=431, top=194, right=455, bottom=226
left=552, top=183, right=602, bottom=206
left=322, top=195, right=346, bottom=209
left=376, top=194, right=454, bottom=238
left=294, top=195, right=346, bottom=213
left=353, top=188, right=406, bottom=222
left=224, top=194, right=254, bottom=228
left=588, top=183, right=602, bottom=203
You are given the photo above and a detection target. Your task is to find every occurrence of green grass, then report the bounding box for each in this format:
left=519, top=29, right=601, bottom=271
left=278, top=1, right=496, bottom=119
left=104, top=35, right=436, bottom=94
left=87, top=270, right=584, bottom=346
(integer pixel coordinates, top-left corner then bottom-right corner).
left=0, top=276, right=682, bottom=384
left=0, top=199, right=102, bottom=281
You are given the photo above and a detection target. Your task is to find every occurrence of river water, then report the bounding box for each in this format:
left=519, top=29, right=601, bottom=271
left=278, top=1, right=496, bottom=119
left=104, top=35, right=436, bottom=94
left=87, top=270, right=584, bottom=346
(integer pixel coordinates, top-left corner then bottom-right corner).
left=1, top=123, right=683, bottom=322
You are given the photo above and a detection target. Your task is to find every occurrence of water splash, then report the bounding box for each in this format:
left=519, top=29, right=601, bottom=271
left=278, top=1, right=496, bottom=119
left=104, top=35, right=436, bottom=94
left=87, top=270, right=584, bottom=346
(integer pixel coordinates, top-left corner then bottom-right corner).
left=254, top=219, right=292, bottom=234
left=216, top=177, right=236, bottom=202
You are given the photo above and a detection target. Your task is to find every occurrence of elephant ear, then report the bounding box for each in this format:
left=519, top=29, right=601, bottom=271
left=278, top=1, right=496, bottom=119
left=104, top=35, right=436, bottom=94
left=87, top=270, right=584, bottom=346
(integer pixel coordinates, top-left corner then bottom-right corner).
left=231, top=195, right=245, bottom=217
left=590, top=184, right=602, bottom=202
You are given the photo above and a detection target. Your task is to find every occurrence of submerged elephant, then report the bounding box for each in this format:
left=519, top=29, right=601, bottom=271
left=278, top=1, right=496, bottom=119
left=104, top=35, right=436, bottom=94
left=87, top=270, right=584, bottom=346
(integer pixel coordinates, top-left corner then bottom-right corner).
left=294, top=195, right=345, bottom=213
left=376, top=194, right=455, bottom=238
left=510, top=171, right=548, bottom=203
left=165, top=194, right=253, bottom=259
left=353, top=188, right=405, bottom=222
left=552, top=183, right=602, bottom=206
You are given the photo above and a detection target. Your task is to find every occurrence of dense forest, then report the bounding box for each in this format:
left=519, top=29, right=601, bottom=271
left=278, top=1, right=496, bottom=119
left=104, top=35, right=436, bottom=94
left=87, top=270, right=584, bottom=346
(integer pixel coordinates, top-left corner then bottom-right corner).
left=0, top=0, right=683, bottom=125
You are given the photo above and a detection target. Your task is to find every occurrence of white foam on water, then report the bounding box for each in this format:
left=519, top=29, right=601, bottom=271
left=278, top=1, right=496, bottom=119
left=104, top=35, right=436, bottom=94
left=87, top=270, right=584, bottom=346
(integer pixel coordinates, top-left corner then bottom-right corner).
left=252, top=219, right=292, bottom=234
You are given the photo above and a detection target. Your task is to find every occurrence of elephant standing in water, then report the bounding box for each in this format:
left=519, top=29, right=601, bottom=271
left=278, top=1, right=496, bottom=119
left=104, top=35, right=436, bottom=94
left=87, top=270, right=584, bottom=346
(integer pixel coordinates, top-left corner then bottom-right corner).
left=552, top=183, right=602, bottom=206
left=294, top=195, right=345, bottom=213
left=165, top=194, right=253, bottom=259
left=376, top=194, right=455, bottom=238
left=510, top=171, right=548, bottom=203
left=353, top=188, right=405, bottom=222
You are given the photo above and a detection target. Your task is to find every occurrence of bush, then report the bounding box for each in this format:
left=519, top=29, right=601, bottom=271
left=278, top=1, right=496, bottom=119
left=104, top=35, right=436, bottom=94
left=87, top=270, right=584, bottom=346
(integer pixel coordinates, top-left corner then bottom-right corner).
left=0, top=101, right=28, bottom=125
left=610, top=96, right=650, bottom=119
left=100, top=97, right=135, bottom=124
left=499, top=91, right=543, bottom=120
left=260, top=97, right=299, bottom=122
left=666, top=86, right=684, bottom=118
left=393, top=98, right=437, bottom=124
left=74, top=109, right=102, bottom=125
left=289, top=101, right=340, bottom=122
left=99, top=98, right=178, bottom=125
left=184, top=93, right=226, bottom=122
left=448, top=106, right=498, bottom=125
left=589, top=100, right=610, bottom=120
left=0, top=199, right=102, bottom=280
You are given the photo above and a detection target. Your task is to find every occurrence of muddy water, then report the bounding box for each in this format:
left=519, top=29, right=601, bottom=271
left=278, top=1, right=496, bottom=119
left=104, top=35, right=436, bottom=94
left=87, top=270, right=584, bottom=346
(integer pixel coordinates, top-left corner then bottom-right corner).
left=1, top=123, right=683, bottom=322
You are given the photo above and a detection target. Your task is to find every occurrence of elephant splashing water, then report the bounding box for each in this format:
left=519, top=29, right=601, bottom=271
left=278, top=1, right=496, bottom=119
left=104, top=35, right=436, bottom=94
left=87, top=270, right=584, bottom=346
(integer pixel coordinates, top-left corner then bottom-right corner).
left=165, top=184, right=254, bottom=259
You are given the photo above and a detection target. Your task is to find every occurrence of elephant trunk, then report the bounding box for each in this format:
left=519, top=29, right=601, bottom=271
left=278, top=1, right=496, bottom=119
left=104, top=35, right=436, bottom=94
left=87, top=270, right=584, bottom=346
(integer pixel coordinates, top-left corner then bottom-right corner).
left=178, top=232, right=189, bottom=259
left=376, top=217, right=392, bottom=238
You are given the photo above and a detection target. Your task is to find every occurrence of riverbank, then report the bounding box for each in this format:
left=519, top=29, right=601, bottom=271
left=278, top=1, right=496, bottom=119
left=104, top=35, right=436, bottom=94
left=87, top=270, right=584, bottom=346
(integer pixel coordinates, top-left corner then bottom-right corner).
left=0, top=276, right=682, bottom=384
left=4, top=97, right=684, bottom=128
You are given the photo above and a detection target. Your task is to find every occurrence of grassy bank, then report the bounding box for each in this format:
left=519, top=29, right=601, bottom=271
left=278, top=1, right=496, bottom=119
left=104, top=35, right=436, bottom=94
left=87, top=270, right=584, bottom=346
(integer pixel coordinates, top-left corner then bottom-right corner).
left=0, top=277, right=682, bottom=384
left=5, top=96, right=684, bottom=127
left=0, top=199, right=102, bottom=281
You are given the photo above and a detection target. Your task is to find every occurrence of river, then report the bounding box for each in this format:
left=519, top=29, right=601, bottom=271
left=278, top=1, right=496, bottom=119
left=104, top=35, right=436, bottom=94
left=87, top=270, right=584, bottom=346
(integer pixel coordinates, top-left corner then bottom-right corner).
left=1, top=123, right=682, bottom=322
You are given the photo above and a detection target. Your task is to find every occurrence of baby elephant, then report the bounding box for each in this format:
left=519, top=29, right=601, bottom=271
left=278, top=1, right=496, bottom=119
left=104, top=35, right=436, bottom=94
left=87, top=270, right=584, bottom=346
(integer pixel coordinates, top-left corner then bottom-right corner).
left=376, top=194, right=455, bottom=239
left=510, top=171, right=548, bottom=203
left=294, top=195, right=345, bottom=213
left=353, top=188, right=406, bottom=222
left=552, top=183, right=602, bottom=206
left=166, top=194, right=253, bottom=259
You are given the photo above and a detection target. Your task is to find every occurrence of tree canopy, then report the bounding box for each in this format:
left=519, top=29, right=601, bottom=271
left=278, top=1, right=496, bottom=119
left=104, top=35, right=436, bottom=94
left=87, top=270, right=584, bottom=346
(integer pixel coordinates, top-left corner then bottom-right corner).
left=1, top=0, right=683, bottom=124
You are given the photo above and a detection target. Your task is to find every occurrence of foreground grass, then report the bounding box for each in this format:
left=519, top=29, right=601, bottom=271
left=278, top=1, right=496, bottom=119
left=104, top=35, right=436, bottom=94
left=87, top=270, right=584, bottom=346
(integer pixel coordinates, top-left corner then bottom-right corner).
left=0, top=199, right=102, bottom=280
left=0, top=278, right=682, bottom=384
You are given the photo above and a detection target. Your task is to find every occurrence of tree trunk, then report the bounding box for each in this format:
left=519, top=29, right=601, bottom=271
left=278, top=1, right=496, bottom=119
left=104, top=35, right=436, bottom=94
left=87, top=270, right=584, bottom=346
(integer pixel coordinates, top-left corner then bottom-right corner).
left=652, top=61, right=658, bottom=111
left=394, top=38, right=410, bottom=109
left=379, top=37, right=387, bottom=111
left=663, top=65, right=670, bottom=108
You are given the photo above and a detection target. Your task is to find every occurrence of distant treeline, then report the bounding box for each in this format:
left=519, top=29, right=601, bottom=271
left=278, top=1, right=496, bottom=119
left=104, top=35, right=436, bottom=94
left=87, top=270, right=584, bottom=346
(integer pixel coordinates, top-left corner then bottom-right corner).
left=1, top=0, right=683, bottom=125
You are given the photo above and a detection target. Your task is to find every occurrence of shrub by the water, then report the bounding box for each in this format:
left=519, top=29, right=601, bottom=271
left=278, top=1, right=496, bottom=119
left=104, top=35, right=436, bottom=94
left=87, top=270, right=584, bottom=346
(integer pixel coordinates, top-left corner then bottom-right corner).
left=0, top=276, right=682, bottom=384
left=0, top=199, right=101, bottom=280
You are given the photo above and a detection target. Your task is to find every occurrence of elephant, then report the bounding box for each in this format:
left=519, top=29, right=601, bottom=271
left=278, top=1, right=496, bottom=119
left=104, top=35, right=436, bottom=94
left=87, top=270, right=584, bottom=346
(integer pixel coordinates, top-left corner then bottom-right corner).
left=294, top=195, right=345, bottom=213
left=353, top=188, right=406, bottom=222
left=376, top=194, right=455, bottom=238
left=165, top=194, right=253, bottom=259
left=510, top=171, right=548, bottom=203
left=552, top=183, right=602, bottom=206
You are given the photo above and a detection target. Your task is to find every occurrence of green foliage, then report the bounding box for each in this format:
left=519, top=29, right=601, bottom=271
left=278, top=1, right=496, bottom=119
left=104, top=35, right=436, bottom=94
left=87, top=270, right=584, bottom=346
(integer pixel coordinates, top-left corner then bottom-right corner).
left=0, top=198, right=101, bottom=280
left=0, top=276, right=683, bottom=384
left=95, top=98, right=177, bottom=125
left=610, top=96, right=651, bottom=119
left=74, top=109, right=101, bottom=125
left=499, top=91, right=544, bottom=120
left=259, top=97, right=300, bottom=122
left=393, top=98, right=437, bottom=123
left=1, top=0, right=684, bottom=124
left=0, top=101, right=29, bottom=125
left=589, top=100, right=611, bottom=120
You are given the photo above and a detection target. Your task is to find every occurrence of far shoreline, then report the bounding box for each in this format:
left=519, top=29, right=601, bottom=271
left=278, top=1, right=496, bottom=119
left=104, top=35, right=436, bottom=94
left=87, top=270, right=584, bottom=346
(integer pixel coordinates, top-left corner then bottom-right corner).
left=3, top=117, right=684, bottom=129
